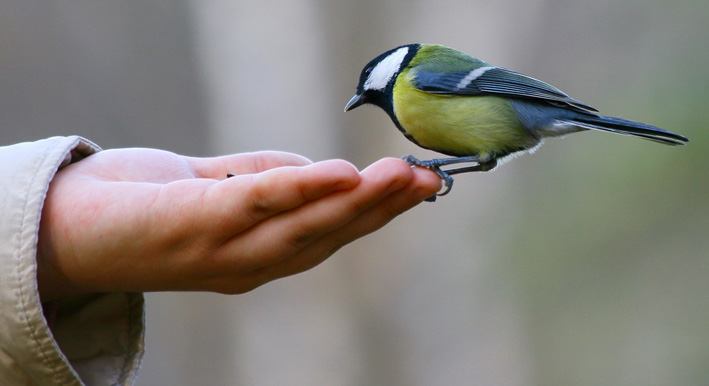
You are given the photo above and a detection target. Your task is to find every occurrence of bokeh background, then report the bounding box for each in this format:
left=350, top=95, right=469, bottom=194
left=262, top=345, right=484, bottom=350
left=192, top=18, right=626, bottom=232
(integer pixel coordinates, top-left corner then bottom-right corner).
left=2, top=1, right=708, bottom=385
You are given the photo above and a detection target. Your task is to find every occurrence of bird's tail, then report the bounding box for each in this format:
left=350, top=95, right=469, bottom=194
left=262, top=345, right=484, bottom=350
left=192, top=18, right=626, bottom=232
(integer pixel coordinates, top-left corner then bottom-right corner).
left=558, top=115, right=688, bottom=146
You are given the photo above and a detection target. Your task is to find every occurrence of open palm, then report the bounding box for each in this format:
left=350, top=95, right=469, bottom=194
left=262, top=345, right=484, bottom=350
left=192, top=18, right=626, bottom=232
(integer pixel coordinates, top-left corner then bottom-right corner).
left=36, top=148, right=441, bottom=301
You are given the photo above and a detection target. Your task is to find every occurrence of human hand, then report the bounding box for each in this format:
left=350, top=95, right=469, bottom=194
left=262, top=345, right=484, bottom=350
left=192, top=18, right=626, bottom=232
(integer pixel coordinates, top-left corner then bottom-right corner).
left=37, top=148, right=441, bottom=301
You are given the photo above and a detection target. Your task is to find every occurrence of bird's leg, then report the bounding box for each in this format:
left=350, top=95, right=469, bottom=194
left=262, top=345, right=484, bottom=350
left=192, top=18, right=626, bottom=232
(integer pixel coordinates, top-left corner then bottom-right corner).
left=445, top=158, right=498, bottom=175
left=402, top=155, right=496, bottom=202
left=408, top=155, right=482, bottom=168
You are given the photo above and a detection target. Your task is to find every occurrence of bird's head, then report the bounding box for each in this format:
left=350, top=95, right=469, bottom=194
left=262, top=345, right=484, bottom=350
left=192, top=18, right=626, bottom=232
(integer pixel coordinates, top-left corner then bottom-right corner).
left=344, top=44, right=419, bottom=112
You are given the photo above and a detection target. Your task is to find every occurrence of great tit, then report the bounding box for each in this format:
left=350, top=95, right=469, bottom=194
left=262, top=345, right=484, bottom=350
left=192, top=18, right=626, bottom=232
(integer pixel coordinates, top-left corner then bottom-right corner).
left=345, top=44, right=688, bottom=200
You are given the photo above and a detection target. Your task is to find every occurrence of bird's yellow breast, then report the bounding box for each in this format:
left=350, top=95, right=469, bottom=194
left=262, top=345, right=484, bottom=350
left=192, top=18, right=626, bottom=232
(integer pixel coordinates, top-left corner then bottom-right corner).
left=393, top=70, right=533, bottom=158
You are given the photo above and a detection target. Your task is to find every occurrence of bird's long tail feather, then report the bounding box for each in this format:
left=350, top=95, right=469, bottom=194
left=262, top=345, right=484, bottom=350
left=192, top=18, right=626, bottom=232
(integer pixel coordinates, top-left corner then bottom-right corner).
left=559, top=115, right=688, bottom=146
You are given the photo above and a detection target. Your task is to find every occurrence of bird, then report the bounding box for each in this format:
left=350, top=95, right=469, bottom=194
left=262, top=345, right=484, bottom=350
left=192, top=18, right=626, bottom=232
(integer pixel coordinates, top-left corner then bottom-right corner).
left=344, top=43, right=688, bottom=200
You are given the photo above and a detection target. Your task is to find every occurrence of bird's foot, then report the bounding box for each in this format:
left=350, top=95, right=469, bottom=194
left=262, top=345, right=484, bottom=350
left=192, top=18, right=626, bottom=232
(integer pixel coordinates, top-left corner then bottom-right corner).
left=402, top=155, right=497, bottom=202
left=402, top=155, right=457, bottom=202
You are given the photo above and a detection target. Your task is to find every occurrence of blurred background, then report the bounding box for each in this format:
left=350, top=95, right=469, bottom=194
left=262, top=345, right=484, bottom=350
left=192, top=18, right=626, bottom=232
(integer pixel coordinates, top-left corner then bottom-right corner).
left=2, top=0, right=707, bottom=385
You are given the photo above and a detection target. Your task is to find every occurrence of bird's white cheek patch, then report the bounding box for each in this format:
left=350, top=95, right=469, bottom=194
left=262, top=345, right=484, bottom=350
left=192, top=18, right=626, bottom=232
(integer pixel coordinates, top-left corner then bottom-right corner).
left=364, top=46, right=409, bottom=91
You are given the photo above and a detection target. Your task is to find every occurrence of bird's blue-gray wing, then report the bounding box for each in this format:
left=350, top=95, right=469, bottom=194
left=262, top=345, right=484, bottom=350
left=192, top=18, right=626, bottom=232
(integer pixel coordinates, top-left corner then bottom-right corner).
left=414, top=67, right=598, bottom=112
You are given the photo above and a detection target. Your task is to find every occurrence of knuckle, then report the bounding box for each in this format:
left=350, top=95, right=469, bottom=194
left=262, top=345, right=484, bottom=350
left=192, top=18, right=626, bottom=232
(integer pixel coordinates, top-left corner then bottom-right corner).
left=245, top=176, right=275, bottom=219
left=285, top=225, right=316, bottom=251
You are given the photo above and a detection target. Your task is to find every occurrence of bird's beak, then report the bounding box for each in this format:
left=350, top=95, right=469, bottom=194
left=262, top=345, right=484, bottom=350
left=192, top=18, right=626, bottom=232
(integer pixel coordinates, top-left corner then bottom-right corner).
left=344, top=93, right=366, bottom=112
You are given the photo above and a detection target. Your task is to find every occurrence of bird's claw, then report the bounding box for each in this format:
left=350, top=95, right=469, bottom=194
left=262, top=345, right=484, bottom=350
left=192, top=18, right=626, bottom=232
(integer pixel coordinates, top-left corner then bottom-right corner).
left=402, top=155, right=455, bottom=202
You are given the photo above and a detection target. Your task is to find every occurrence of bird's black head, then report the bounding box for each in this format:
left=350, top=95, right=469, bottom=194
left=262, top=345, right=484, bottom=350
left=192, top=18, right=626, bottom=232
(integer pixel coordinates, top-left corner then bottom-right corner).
left=344, top=44, right=420, bottom=114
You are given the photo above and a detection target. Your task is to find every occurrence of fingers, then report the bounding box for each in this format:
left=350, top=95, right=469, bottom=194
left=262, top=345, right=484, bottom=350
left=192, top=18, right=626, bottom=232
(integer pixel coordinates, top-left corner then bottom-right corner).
left=203, top=159, right=440, bottom=293
left=226, top=158, right=416, bottom=268
left=202, top=159, right=361, bottom=235
left=186, top=151, right=313, bottom=179
left=246, top=164, right=441, bottom=282
left=315, top=165, right=441, bottom=250
left=171, top=157, right=440, bottom=294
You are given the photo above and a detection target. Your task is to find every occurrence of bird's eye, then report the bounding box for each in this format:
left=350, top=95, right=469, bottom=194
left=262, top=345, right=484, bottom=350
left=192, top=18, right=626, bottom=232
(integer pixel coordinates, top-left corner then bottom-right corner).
left=365, top=67, right=373, bottom=75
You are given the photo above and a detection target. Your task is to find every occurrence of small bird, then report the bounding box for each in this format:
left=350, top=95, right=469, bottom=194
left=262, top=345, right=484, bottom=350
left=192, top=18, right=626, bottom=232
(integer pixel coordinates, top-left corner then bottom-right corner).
left=345, top=44, right=688, bottom=200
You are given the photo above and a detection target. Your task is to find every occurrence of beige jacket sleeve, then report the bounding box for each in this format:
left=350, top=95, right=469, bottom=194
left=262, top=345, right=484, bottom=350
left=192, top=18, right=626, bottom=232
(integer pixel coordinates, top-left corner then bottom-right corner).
left=0, top=136, right=145, bottom=386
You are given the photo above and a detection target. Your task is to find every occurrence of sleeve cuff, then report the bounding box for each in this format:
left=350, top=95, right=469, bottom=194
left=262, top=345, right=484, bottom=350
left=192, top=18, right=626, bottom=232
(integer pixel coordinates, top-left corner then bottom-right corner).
left=0, top=136, right=145, bottom=385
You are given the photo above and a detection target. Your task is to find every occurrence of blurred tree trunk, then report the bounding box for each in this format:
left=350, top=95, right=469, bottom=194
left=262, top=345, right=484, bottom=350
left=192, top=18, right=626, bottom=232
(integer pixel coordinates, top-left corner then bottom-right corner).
left=0, top=0, right=209, bottom=155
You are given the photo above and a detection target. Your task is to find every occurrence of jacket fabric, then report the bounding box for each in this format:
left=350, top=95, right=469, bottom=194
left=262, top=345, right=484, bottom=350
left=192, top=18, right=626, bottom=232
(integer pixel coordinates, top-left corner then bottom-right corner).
left=0, top=136, right=145, bottom=385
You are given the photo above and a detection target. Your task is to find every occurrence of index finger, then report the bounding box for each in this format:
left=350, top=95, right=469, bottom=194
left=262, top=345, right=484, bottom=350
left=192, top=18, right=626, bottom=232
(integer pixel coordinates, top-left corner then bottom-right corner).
left=186, top=151, right=313, bottom=179
left=201, top=159, right=361, bottom=236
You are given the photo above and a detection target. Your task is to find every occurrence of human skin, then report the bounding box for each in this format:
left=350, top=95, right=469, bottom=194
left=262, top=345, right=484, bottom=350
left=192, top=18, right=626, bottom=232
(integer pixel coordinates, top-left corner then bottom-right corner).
left=36, top=148, right=441, bottom=301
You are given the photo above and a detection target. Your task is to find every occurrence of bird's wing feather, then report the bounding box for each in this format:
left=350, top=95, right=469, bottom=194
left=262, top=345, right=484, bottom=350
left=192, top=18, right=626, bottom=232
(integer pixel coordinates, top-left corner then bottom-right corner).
left=413, top=67, right=598, bottom=112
